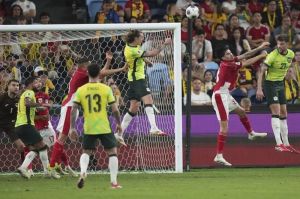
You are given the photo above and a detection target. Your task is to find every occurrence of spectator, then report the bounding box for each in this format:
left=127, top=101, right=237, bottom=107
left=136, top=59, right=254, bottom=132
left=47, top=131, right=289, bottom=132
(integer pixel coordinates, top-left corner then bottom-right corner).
left=192, top=29, right=213, bottom=63
left=226, top=14, right=245, bottom=40
left=293, top=49, right=300, bottom=85
left=12, top=0, right=36, bottom=23
left=176, top=0, right=196, bottom=11
left=125, top=0, right=150, bottom=22
left=16, top=15, right=26, bottom=24
left=222, top=0, right=237, bottom=15
left=184, top=77, right=211, bottom=106
left=246, top=12, right=270, bottom=49
left=163, top=3, right=181, bottom=22
left=290, top=7, right=300, bottom=33
left=36, top=44, right=55, bottom=72
left=201, top=70, right=216, bottom=97
left=39, top=12, right=51, bottom=24
left=271, top=15, right=300, bottom=49
left=204, top=3, right=227, bottom=34
left=0, top=62, right=11, bottom=93
left=94, top=0, right=120, bottom=24
left=194, top=17, right=212, bottom=40
left=200, top=0, right=214, bottom=18
left=235, top=4, right=251, bottom=30
left=284, top=68, right=299, bottom=104
left=4, top=4, right=23, bottom=24
left=261, top=0, right=282, bottom=31
left=229, top=27, right=251, bottom=56
left=235, top=64, right=257, bottom=99
left=5, top=54, right=21, bottom=82
left=245, top=0, right=264, bottom=15
left=191, top=53, right=205, bottom=81
left=0, top=1, right=6, bottom=17
left=181, top=15, right=194, bottom=44
left=112, top=0, right=124, bottom=23
left=211, top=23, right=229, bottom=62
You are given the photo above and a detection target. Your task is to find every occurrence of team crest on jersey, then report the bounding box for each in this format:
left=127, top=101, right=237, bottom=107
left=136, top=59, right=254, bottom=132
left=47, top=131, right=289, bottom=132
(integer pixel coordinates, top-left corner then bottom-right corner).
left=146, top=87, right=151, bottom=92
left=273, top=96, right=278, bottom=101
left=287, top=57, right=293, bottom=63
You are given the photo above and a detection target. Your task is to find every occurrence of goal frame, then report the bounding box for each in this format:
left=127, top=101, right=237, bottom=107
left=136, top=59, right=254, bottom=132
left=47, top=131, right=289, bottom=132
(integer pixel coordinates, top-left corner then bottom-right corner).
left=0, top=23, right=183, bottom=173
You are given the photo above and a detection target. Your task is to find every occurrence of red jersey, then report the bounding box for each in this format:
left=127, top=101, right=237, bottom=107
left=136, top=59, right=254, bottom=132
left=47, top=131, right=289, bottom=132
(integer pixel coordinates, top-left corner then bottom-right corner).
left=246, top=25, right=269, bottom=40
left=35, top=91, right=50, bottom=130
left=62, top=68, right=88, bottom=106
left=214, top=57, right=242, bottom=93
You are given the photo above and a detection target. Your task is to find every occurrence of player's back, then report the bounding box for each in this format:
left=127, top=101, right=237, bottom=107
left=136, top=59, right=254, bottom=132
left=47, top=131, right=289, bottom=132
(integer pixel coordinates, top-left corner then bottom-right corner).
left=74, top=82, right=115, bottom=135
left=214, top=58, right=241, bottom=93
left=62, top=68, right=88, bottom=106
left=124, top=44, right=145, bottom=81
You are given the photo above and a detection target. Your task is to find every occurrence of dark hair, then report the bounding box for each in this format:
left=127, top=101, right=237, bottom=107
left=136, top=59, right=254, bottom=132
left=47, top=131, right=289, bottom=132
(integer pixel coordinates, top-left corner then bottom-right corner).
left=126, top=30, right=141, bottom=43
left=11, top=4, right=23, bottom=16
left=215, top=23, right=225, bottom=30
left=218, top=45, right=230, bottom=59
left=24, top=77, right=36, bottom=87
left=192, top=77, right=202, bottom=82
left=229, top=27, right=246, bottom=56
left=277, top=34, right=288, bottom=42
left=228, top=14, right=238, bottom=23
left=195, top=28, right=205, bottom=36
left=39, top=12, right=50, bottom=19
left=5, top=79, right=19, bottom=91
left=87, top=63, right=100, bottom=78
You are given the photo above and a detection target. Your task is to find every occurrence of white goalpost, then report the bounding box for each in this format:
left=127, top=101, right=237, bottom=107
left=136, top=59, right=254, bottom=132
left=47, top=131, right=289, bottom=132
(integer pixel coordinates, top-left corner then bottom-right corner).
left=0, top=23, right=182, bottom=173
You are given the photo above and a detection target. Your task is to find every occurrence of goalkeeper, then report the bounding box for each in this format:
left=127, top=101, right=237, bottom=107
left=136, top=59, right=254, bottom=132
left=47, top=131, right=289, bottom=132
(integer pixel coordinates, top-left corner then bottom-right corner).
left=119, top=30, right=171, bottom=140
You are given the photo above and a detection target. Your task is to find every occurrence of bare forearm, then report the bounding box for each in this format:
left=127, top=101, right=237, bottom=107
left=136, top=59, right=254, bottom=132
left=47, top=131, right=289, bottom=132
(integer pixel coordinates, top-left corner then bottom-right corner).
left=242, top=54, right=265, bottom=67
left=256, top=66, right=267, bottom=90
left=70, top=105, right=78, bottom=129
left=112, top=110, right=121, bottom=125
left=239, top=45, right=263, bottom=60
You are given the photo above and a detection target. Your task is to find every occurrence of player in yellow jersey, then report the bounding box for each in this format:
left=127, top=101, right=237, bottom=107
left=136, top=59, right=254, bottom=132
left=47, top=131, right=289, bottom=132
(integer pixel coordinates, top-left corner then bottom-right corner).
left=15, top=77, right=59, bottom=179
left=256, top=35, right=300, bottom=153
left=120, top=30, right=172, bottom=139
left=69, top=63, right=123, bottom=189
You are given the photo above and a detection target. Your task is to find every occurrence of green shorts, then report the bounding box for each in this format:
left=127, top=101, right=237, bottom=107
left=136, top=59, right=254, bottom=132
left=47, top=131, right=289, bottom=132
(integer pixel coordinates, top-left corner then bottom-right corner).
left=15, top=125, right=43, bottom=146
left=83, top=133, right=117, bottom=150
left=128, top=79, right=151, bottom=101
left=263, top=80, right=286, bottom=105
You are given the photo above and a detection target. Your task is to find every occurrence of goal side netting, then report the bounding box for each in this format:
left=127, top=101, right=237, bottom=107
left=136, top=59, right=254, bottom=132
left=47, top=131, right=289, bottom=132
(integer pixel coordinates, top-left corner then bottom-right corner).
left=0, top=24, right=182, bottom=173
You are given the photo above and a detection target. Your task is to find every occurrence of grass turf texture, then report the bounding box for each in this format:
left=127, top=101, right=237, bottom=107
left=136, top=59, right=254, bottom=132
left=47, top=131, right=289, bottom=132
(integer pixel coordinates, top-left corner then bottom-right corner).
left=1, top=168, right=300, bottom=199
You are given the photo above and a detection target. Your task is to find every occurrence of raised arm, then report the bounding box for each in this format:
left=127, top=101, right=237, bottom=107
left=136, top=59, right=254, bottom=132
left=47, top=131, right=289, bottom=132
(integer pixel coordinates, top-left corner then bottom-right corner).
left=237, top=42, right=270, bottom=60
left=100, top=52, right=128, bottom=78
left=143, top=38, right=172, bottom=57
left=241, top=51, right=267, bottom=67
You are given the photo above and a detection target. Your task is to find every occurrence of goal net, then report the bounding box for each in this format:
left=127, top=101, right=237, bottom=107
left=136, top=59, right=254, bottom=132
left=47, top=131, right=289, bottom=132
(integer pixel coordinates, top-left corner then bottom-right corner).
left=0, top=24, right=182, bottom=173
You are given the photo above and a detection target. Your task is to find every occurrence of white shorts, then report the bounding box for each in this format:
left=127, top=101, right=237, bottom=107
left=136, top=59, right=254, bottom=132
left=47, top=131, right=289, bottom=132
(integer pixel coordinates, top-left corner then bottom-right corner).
left=212, top=92, right=241, bottom=121
left=40, top=122, right=56, bottom=147
left=56, top=105, right=79, bottom=135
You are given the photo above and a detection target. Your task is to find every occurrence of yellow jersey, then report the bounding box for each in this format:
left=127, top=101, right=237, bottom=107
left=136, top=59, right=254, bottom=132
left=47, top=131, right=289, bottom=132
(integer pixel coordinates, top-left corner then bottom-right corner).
left=124, top=44, right=145, bottom=81
left=73, top=82, right=115, bottom=135
left=15, top=89, right=36, bottom=127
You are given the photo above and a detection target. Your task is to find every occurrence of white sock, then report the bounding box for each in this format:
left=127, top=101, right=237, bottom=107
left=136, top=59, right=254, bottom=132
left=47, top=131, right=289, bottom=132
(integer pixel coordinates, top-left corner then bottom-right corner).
left=145, top=106, right=159, bottom=132
left=121, top=112, right=134, bottom=134
left=39, top=150, right=49, bottom=172
left=80, top=153, right=90, bottom=177
left=271, top=117, right=283, bottom=145
left=109, top=155, right=118, bottom=184
left=280, top=118, right=290, bottom=146
left=20, top=151, right=37, bottom=169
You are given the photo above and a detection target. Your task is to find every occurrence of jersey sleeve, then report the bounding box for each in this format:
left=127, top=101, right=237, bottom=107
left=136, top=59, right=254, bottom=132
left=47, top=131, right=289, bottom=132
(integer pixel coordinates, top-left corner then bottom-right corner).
left=73, top=89, right=81, bottom=105
left=264, top=51, right=275, bottom=67
left=107, top=88, right=116, bottom=105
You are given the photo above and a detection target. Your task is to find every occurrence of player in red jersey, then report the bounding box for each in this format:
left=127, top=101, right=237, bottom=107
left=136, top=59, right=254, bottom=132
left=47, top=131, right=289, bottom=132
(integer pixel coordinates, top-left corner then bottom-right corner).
left=212, top=42, right=270, bottom=166
left=49, top=52, right=127, bottom=177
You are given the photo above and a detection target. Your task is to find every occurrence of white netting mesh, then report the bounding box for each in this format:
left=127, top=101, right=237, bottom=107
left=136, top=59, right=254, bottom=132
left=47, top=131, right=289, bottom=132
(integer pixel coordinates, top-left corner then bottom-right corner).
left=0, top=28, right=177, bottom=172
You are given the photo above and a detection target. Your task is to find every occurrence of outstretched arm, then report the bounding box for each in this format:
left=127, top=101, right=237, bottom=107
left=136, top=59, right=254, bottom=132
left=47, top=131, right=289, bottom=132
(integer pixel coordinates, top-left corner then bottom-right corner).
left=100, top=52, right=128, bottom=78
left=237, top=42, right=270, bottom=60
left=241, top=51, right=267, bottom=67
left=143, top=38, right=172, bottom=57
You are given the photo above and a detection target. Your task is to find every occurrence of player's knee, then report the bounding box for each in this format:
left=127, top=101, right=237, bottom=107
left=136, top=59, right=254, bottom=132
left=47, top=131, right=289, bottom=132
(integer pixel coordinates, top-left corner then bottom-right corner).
left=106, top=147, right=117, bottom=155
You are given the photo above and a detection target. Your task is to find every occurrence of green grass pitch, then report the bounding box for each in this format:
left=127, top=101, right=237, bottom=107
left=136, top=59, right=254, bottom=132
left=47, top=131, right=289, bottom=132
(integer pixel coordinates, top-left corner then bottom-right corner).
left=1, top=168, right=300, bottom=199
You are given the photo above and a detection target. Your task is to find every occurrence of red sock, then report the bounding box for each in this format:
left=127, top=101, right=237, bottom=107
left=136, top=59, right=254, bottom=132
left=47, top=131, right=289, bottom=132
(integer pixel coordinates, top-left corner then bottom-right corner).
left=240, top=116, right=252, bottom=134
left=217, top=134, right=226, bottom=154
left=50, top=142, right=63, bottom=168
left=61, top=150, right=69, bottom=166
left=23, top=147, right=33, bottom=170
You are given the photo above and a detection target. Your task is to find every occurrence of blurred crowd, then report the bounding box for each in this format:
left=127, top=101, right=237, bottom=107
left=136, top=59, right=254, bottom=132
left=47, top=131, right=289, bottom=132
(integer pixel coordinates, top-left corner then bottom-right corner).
left=1, top=0, right=300, bottom=108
